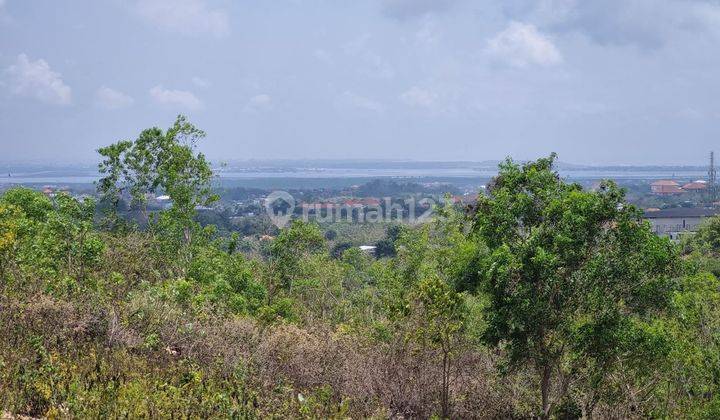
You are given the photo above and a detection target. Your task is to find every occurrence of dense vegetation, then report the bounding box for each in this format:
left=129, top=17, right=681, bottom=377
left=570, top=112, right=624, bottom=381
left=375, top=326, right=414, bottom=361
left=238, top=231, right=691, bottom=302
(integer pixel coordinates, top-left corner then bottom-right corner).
left=2, top=119, right=720, bottom=418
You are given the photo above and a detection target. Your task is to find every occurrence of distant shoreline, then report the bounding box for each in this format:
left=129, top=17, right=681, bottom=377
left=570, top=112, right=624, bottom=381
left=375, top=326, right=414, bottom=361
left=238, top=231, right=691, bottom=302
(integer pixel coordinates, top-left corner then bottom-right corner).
left=0, top=164, right=709, bottom=189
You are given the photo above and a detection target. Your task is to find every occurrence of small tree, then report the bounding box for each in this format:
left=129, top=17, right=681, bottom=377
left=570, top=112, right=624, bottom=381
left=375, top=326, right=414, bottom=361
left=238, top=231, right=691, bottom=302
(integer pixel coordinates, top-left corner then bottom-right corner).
left=0, top=188, right=104, bottom=282
left=470, top=155, right=677, bottom=417
left=0, top=203, right=22, bottom=280
left=384, top=210, right=479, bottom=418
left=658, top=272, right=720, bottom=417
left=682, top=215, right=720, bottom=256
left=269, top=220, right=325, bottom=292
left=0, top=187, right=53, bottom=222
left=409, top=275, right=466, bottom=418
left=47, top=193, right=104, bottom=281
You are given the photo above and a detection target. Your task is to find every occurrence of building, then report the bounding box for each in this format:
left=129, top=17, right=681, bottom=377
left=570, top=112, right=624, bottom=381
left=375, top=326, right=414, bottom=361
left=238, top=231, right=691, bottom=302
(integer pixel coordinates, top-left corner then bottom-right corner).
left=681, top=180, right=708, bottom=191
left=340, top=198, right=381, bottom=207
left=360, top=197, right=381, bottom=206
left=643, top=207, right=720, bottom=239
left=359, top=245, right=376, bottom=254
left=650, top=179, right=708, bottom=194
left=650, top=180, right=683, bottom=194
left=452, top=194, right=479, bottom=205
left=154, top=195, right=173, bottom=210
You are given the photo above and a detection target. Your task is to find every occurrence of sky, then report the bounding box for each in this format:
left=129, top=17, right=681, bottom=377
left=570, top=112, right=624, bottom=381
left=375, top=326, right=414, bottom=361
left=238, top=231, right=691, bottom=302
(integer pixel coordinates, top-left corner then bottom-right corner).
left=1, top=0, right=720, bottom=165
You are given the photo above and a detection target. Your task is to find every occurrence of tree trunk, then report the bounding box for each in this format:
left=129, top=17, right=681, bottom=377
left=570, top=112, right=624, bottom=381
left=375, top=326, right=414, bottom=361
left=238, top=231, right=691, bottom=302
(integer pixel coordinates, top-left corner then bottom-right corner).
left=441, top=348, right=450, bottom=418
left=541, top=363, right=552, bottom=419
left=78, top=233, right=85, bottom=281
left=183, top=226, right=192, bottom=245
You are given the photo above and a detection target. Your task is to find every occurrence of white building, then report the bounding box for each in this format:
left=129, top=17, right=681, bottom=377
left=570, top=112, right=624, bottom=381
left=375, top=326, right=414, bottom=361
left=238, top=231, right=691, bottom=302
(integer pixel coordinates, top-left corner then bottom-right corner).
left=643, top=208, right=720, bottom=240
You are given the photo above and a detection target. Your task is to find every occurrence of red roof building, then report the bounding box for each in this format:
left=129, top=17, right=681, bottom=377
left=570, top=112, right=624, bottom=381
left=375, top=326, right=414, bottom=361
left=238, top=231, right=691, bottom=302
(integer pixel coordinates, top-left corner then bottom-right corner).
left=650, top=180, right=682, bottom=194
left=682, top=181, right=708, bottom=191
left=360, top=197, right=381, bottom=206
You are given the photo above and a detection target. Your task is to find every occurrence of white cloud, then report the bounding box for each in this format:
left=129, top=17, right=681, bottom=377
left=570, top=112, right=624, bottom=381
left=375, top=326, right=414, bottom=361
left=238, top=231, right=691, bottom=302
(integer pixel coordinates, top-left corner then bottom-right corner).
left=486, top=21, right=562, bottom=67
left=339, top=91, right=385, bottom=113
left=191, top=77, right=210, bottom=88
left=400, top=86, right=437, bottom=107
left=504, top=0, right=720, bottom=49
left=149, top=85, right=202, bottom=110
left=4, top=54, right=72, bottom=105
left=132, top=0, right=229, bottom=38
left=95, top=86, right=133, bottom=109
left=244, top=94, right=272, bottom=112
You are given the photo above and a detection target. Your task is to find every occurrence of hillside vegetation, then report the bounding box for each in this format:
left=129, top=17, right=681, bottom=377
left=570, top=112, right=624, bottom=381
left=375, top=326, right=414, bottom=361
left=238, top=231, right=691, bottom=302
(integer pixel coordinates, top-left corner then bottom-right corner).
left=2, top=118, right=720, bottom=418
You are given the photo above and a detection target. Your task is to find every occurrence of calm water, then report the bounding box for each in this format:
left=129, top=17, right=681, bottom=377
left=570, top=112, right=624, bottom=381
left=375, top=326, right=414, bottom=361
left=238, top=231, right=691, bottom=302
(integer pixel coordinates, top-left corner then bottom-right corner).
left=0, top=167, right=709, bottom=185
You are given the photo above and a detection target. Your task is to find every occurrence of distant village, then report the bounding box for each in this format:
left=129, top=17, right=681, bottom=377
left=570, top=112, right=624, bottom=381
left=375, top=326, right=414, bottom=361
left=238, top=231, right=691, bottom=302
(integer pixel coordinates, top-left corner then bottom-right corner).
left=649, top=179, right=709, bottom=195
left=643, top=153, right=720, bottom=240
left=10, top=154, right=720, bottom=244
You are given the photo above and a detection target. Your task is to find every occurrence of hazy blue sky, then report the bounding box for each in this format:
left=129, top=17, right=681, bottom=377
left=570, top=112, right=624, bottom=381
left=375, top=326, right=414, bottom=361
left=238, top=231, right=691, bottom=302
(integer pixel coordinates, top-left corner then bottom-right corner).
left=2, top=0, right=720, bottom=165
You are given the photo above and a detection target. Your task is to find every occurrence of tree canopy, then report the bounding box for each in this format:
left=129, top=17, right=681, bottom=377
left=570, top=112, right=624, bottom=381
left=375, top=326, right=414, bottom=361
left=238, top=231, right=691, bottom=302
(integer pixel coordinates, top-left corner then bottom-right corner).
left=97, top=114, right=216, bottom=234
left=471, top=154, right=678, bottom=417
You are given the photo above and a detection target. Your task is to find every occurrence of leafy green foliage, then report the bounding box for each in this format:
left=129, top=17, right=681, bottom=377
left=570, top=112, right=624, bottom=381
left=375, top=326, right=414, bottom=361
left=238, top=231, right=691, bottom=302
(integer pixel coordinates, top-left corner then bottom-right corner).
left=187, top=245, right=266, bottom=314
left=654, top=273, right=720, bottom=417
left=97, top=115, right=216, bottom=237
left=0, top=187, right=53, bottom=222
left=0, top=203, right=21, bottom=276
left=683, top=216, right=720, bottom=256
left=374, top=224, right=405, bottom=258
left=269, top=220, right=325, bottom=291
left=471, top=154, right=678, bottom=417
left=0, top=188, right=104, bottom=282
left=4, top=149, right=720, bottom=418
left=409, top=275, right=467, bottom=418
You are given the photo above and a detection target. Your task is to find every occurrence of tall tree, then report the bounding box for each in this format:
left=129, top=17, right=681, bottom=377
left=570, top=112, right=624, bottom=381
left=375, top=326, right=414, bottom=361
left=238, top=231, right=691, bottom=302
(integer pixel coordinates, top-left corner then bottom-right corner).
left=97, top=115, right=216, bottom=241
left=470, top=154, right=677, bottom=417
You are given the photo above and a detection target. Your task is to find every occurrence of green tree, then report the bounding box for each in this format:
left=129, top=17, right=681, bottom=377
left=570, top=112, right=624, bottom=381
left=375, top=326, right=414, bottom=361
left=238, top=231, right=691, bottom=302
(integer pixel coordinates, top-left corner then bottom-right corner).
left=97, top=115, right=216, bottom=241
left=0, top=187, right=53, bottom=222
left=0, top=188, right=51, bottom=279
left=0, top=203, right=22, bottom=279
left=42, top=193, right=104, bottom=281
left=682, top=216, right=720, bottom=256
left=96, top=139, right=133, bottom=230
left=292, top=254, right=345, bottom=321
left=376, top=208, right=481, bottom=417
left=680, top=216, right=720, bottom=277
left=658, top=273, right=720, bottom=417
left=374, top=224, right=405, bottom=258
left=269, top=220, right=325, bottom=292
left=409, top=275, right=466, bottom=418
left=0, top=189, right=103, bottom=282
left=470, top=155, right=677, bottom=417
left=186, top=244, right=267, bottom=314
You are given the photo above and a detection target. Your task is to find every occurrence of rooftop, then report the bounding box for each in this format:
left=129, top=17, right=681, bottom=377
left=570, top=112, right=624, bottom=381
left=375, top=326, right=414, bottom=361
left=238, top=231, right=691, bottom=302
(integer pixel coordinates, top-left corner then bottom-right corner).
left=651, top=180, right=680, bottom=186
left=643, top=207, right=720, bottom=219
left=682, top=182, right=708, bottom=190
